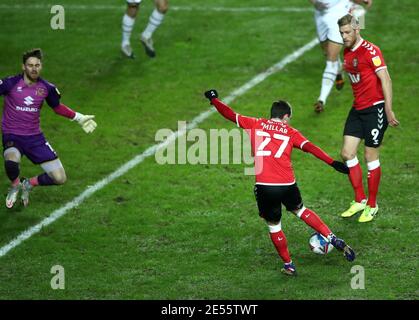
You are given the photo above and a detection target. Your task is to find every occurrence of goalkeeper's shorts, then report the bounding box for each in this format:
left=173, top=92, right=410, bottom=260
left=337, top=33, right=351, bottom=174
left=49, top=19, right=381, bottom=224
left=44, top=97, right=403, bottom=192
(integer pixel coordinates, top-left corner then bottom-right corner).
left=2, top=133, right=58, bottom=164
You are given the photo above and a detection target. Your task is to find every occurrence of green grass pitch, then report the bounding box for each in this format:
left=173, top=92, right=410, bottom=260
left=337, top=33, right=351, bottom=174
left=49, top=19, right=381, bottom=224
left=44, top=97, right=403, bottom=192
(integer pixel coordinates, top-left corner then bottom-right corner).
left=0, top=0, right=417, bottom=299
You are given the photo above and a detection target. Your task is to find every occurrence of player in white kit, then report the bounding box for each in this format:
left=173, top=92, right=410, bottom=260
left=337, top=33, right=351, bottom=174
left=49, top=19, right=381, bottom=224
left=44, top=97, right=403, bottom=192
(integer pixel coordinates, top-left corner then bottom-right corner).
left=121, top=0, right=169, bottom=59
left=310, top=0, right=372, bottom=113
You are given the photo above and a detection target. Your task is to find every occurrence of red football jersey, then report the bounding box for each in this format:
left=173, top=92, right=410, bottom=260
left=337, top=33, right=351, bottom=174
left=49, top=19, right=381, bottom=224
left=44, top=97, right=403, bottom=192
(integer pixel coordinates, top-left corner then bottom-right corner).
left=236, top=114, right=309, bottom=185
left=343, top=39, right=387, bottom=110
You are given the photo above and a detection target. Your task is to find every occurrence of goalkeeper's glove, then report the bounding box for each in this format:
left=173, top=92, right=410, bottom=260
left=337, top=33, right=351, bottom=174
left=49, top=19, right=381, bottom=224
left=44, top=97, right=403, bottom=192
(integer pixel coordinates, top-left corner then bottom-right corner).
left=204, top=89, right=218, bottom=102
left=331, top=161, right=349, bottom=174
left=73, top=112, right=97, bottom=133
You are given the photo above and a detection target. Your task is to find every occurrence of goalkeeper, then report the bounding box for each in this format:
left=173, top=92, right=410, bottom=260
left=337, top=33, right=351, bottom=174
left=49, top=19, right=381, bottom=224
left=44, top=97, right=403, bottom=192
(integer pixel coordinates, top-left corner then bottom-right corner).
left=0, top=48, right=97, bottom=208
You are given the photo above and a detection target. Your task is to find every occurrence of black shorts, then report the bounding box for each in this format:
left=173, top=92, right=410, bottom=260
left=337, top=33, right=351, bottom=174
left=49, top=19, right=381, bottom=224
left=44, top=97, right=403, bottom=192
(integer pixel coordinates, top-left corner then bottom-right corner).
left=254, top=184, right=303, bottom=223
left=343, top=103, right=388, bottom=148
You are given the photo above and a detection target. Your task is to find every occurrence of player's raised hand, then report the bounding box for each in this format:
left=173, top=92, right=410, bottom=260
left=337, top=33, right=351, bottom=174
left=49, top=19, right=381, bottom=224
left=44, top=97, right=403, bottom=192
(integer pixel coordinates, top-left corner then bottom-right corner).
left=204, top=89, right=218, bottom=102
left=73, top=112, right=97, bottom=133
left=386, top=110, right=400, bottom=127
left=331, top=161, right=350, bottom=174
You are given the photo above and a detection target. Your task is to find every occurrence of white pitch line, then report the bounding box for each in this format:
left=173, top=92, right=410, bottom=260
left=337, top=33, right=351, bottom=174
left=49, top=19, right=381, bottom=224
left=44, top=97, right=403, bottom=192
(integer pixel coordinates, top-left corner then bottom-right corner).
left=0, top=37, right=319, bottom=258
left=0, top=4, right=313, bottom=13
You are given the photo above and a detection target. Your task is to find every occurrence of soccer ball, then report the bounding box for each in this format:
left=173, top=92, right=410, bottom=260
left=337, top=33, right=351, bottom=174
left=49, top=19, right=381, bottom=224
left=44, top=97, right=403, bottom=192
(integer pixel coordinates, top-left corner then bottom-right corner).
left=309, top=233, right=334, bottom=255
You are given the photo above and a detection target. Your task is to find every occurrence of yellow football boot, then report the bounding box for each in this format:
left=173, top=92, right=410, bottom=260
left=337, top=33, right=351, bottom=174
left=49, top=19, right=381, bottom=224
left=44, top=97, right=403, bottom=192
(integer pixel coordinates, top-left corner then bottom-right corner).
left=341, top=200, right=367, bottom=218
left=358, top=205, right=379, bottom=223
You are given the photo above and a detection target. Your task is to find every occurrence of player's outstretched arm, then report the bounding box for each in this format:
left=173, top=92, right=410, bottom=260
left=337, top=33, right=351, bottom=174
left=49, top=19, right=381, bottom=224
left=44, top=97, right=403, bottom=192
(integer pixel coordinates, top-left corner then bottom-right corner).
left=302, top=142, right=349, bottom=174
left=53, top=103, right=97, bottom=133
left=204, top=89, right=237, bottom=123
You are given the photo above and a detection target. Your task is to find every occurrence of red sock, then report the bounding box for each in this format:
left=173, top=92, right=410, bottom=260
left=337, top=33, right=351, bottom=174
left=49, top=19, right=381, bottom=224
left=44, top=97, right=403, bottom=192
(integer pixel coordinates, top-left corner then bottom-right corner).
left=269, top=230, right=291, bottom=264
left=347, top=158, right=366, bottom=203
left=298, top=208, right=332, bottom=238
left=367, top=162, right=381, bottom=208
left=29, top=177, right=39, bottom=186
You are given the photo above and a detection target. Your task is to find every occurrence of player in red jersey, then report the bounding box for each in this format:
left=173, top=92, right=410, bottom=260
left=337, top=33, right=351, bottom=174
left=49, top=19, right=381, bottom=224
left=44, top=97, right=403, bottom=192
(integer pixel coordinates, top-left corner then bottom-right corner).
left=204, top=89, right=356, bottom=276
left=338, top=14, right=399, bottom=222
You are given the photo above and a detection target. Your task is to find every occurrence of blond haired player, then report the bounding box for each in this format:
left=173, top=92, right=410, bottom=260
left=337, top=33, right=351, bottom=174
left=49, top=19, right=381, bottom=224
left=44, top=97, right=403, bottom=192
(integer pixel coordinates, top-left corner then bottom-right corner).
left=338, top=14, right=399, bottom=222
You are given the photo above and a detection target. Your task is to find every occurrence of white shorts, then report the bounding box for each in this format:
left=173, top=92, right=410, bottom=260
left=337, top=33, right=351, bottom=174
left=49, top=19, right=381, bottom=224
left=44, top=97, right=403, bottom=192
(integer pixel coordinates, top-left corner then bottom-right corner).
left=126, top=0, right=142, bottom=5
left=314, top=0, right=351, bottom=44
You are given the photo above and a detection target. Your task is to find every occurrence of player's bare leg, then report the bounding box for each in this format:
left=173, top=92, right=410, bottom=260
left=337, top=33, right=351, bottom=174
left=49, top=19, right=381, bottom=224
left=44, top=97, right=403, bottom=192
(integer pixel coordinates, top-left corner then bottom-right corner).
left=314, top=41, right=342, bottom=113
left=292, top=207, right=356, bottom=262
left=340, top=136, right=367, bottom=217
left=140, top=0, right=169, bottom=58
left=4, top=148, right=22, bottom=209
left=266, top=221, right=296, bottom=276
left=21, top=159, right=66, bottom=207
left=358, top=146, right=380, bottom=222
left=122, top=3, right=139, bottom=58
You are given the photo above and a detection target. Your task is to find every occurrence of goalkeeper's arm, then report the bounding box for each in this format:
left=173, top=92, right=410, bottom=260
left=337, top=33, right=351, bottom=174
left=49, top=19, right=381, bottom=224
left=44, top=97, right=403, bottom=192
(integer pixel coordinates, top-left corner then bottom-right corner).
left=53, top=103, right=97, bottom=133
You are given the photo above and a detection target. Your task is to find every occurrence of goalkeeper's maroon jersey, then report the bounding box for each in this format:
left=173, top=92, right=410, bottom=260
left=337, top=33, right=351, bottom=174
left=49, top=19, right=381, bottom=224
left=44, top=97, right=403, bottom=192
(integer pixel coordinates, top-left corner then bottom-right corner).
left=236, top=114, right=309, bottom=185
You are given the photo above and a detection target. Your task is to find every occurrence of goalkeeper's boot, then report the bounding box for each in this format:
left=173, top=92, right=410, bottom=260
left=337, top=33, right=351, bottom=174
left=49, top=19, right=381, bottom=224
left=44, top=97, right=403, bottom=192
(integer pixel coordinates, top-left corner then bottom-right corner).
left=21, top=178, right=33, bottom=207
left=314, top=100, right=324, bottom=113
left=358, top=205, right=378, bottom=223
left=140, top=35, right=156, bottom=58
left=6, top=184, right=20, bottom=209
left=329, top=235, right=356, bottom=262
left=341, top=200, right=367, bottom=218
left=281, top=262, right=297, bottom=276
left=121, top=43, right=135, bottom=59
left=335, top=73, right=345, bottom=91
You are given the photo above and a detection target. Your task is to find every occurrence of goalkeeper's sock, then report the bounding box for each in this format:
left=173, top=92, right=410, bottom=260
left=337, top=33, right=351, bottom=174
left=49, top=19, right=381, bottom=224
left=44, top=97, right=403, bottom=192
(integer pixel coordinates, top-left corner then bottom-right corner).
left=269, top=226, right=291, bottom=264
left=29, top=177, right=39, bottom=187
left=122, top=13, right=135, bottom=45
left=36, top=173, right=56, bottom=186
left=367, top=160, right=381, bottom=208
left=5, top=160, right=20, bottom=184
left=346, top=157, right=367, bottom=203
left=142, top=9, right=165, bottom=39
left=297, top=207, right=332, bottom=238
left=11, top=178, right=20, bottom=187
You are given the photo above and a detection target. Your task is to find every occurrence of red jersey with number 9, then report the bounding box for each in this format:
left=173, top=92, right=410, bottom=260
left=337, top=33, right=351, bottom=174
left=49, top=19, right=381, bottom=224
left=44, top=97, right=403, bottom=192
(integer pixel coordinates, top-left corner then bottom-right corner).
left=343, top=39, right=387, bottom=110
left=236, top=114, right=309, bottom=185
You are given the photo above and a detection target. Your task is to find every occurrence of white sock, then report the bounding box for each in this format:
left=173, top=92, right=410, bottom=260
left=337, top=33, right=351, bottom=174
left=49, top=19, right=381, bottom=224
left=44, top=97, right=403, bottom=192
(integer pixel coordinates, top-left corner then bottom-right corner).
left=367, top=159, right=380, bottom=171
left=122, top=14, right=136, bottom=46
left=318, top=60, right=339, bottom=105
left=337, top=57, right=343, bottom=74
left=142, top=9, right=165, bottom=39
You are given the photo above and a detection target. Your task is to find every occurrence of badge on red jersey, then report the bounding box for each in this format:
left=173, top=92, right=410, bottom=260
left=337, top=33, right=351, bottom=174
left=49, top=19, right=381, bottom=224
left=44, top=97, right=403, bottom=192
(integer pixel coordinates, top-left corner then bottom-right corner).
left=372, top=56, right=382, bottom=67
